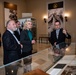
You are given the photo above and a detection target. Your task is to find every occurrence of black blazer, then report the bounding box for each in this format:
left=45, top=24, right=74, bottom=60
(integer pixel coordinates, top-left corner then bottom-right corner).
left=2, top=30, right=21, bottom=65
left=14, top=28, right=22, bottom=41
left=49, top=28, right=71, bottom=46
left=20, top=30, right=33, bottom=53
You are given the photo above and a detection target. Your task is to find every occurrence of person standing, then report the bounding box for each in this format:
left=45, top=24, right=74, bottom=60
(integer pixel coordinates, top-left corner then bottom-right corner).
left=20, top=20, right=35, bottom=73
left=2, top=20, right=22, bottom=75
left=14, top=21, right=22, bottom=41
left=14, top=20, right=22, bottom=67
left=49, top=21, right=71, bottom=46
left=49, top=21, right=71, bottom=62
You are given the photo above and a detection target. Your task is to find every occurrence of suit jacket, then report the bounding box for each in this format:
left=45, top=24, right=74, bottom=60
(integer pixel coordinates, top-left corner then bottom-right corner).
left=2, top=30, right=21, bottom=65
left=49, top=28, right=71, bottom=46
left=14, top=28, right=22, bottom=41
left=20, top=30, right=33, bottom=53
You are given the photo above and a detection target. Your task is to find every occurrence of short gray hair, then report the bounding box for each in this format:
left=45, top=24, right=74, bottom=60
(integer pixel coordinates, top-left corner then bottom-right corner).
left=6, top=20, right=15, bottom=27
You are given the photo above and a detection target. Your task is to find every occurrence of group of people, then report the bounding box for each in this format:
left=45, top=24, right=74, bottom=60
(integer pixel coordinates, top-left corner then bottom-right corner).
left=2, top=20, right=35, bottom=75
left=2, top=19, right=71, bottom=75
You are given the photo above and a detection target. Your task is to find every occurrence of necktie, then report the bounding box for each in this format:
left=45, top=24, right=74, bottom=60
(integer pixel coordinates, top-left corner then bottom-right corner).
left=28, top=30, right=33, bottom=41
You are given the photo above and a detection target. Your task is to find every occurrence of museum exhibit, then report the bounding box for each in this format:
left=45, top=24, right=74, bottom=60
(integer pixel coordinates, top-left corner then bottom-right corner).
left=0, top=0, right=76, bottom=75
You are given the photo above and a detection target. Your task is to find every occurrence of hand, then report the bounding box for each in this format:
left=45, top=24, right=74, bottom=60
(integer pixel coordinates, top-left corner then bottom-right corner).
left=63, top=29, right=67, bottom=35
left=54, top=42, right=56, bottom=46
left=20, top=44, right=23, bottom=48
left=31, top=40, right=36, bottom=44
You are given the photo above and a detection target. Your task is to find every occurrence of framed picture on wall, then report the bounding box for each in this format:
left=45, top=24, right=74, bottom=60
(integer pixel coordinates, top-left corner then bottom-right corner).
left=48, top=1, right=64, bottom=35
left=4, top=2, right=17, bottom=26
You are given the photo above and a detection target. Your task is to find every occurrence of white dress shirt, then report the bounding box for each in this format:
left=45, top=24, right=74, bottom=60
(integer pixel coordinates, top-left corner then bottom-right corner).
left=56, top=29, right=60, bottom=39
left=7, top=29, right=20, bottom=44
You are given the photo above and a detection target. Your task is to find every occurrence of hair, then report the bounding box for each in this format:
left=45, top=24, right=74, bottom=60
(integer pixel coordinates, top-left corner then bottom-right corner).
left=15, top=20, right=19, bottom=23
left=23, top=20, right=32, bottom=30
left=6, top=20, right=11, bottom=27
left=6, top=20, right=15, bottom=27
left=55, top=20, right=61, bottom=25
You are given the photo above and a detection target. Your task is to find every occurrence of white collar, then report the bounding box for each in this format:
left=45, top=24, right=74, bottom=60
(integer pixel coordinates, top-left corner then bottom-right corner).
left=7, top=29, right=14, bottom=34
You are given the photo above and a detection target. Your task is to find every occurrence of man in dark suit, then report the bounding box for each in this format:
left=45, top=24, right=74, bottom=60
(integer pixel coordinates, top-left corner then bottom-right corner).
left=49, top=21, right=71, bottom=46
left=49, top=21, right=71, bottom=62
left=2, top=20, right=23, bottom=75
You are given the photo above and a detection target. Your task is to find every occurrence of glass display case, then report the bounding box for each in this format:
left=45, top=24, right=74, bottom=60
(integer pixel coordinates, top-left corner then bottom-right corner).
left=0, top=48, right=54, bottom=75
left=0, top=43, right=76, bottom=75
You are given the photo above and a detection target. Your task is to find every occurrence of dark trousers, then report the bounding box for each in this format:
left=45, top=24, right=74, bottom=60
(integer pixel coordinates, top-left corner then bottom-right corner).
left=21, top=50, right=32, bottom=58
left=22, top=51, right=32, bottom=64
left=22, top=51, right=32, bottom=73
left=5, top=63, right=18, bottom=75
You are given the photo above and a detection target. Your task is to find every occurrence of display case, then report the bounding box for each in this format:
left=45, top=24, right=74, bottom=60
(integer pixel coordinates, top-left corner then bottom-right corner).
left=0, top=43, right=75, bottom=75
left=18, top=17, right=37, bottom=40
left=0, top=48, right=54, bottom=75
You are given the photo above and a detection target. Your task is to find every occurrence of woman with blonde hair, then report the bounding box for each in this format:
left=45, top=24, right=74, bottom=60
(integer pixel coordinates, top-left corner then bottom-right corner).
left=20, top=20, right=35, bottom=73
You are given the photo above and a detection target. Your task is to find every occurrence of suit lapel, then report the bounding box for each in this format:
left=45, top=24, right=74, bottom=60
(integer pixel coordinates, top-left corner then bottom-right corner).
left=55, top=30, right=58, bottom=40
left=7, top=30, right=19, bottom=44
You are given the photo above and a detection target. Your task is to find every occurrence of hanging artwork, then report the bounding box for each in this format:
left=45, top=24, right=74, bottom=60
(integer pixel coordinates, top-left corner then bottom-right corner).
left=4, top=2, right=17, bottom=26
left=48, top=1, right=64, bottom=35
